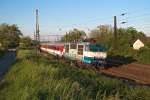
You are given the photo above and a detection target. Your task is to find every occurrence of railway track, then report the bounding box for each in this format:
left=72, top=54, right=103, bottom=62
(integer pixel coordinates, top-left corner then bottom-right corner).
left=41, top=52, right=150, bottom=86
left=101, top=63, right=150, bottom=85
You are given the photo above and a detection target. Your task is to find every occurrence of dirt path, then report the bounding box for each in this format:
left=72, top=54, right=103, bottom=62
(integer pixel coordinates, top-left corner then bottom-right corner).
left=102, top=63, right=150, bottom=85
left=0, top=51, right=16, bottom=76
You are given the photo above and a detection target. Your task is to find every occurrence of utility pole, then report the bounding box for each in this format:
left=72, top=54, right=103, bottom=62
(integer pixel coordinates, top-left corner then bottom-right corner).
left=36, top=9, right=40, bottom=42
left=34, top=31, right=35, bottom=40
left=113, top=16, right=117, bottom=49
left=35, top=9, right=40, bottom=56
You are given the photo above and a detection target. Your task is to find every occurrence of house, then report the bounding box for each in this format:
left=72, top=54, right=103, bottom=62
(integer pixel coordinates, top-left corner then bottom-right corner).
left=133, top=39, right=144, bottom=50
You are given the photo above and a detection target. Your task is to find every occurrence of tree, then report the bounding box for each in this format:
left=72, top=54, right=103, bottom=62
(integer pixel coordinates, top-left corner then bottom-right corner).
left=117, top=27, right=146, bottom=45
left=61, top=28, right=86, bottom=42
left=89, top=25, right=148, bottom=52
left=19, top=36, right=32, bottom=49
left=89, top=25, right=113, bottom=49
left=0, top=23, right=22, bottom=48
left=89, top=25, right=113, bottom=40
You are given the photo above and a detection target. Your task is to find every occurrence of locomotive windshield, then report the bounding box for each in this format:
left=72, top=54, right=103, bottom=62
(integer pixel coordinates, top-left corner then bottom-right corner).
left=85, top=44, right=106, bottom=52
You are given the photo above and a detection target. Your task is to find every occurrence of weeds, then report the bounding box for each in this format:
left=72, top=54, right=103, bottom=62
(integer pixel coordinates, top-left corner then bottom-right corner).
left=0, top=50, right=149, bottom=100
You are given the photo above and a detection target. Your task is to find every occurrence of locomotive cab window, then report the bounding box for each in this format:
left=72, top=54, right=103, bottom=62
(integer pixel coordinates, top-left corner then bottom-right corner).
left=89, top=44, right=106, bottom=52
left=78, top=45, right=83, bottom=55
left=65, top=45, right=69, bottom=53
left=70, top=44, right=77, bottom=49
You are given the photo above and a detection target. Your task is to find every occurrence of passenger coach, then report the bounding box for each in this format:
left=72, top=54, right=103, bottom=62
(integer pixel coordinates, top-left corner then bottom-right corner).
left=40, top=42, right=107, bottom=66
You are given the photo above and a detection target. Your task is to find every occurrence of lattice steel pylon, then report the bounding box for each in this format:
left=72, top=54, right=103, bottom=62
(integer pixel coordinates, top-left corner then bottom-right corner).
left=35, top=9, right=40, bottom=42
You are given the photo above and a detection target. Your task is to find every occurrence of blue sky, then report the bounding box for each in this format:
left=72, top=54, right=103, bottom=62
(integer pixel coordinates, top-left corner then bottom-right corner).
left=0, top=0, right=150, bottom=37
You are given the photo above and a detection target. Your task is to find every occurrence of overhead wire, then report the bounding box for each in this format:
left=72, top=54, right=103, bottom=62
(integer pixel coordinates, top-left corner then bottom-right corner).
left=65, top=7, right=150, bottom=31
left=40, top=7, right=150, bottom=35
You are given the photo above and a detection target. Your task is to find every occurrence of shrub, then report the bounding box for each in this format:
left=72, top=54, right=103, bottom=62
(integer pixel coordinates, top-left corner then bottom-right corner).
left=136, top=47, right=150, bottom=64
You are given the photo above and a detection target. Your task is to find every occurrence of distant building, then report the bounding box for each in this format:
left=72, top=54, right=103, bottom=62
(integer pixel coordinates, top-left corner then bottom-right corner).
left=133, top=39, right=144, bottom=50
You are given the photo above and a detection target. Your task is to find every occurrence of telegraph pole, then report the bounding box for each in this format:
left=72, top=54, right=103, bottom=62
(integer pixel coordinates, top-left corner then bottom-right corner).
left=113, top=16, right=117, bottom=49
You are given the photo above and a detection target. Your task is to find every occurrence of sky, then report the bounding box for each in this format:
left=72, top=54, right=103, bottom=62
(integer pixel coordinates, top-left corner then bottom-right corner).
left=0, top=0, right=150, bottom=38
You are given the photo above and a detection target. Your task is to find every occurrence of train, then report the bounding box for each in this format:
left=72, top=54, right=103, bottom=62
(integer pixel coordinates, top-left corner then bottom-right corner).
left=40, top=42, right=107, bottom=66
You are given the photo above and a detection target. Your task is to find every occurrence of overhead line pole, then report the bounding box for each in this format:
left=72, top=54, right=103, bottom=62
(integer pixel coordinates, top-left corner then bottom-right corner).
left=35, top=9, right=40, bottom=56
left=36, top=9, right=40, bottom=42
left=113, top=16, right=118, bottom=49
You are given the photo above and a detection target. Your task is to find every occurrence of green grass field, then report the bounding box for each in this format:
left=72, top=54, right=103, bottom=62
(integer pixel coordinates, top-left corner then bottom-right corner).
left=0, top=50, right=149, bottom=100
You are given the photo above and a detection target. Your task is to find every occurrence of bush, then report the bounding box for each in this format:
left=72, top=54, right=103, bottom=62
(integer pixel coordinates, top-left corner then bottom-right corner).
left=136, top=47, right=150, bottom=64
left=19, top=37, right=32, bottom=49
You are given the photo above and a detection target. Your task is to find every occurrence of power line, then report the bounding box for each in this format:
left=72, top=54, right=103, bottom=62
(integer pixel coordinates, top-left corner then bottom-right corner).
left=118, top=13, right=150, bottom=25
left=132, top=26, right=150, bottom=29
left=58, top=17, right=113, bottom=29
left=118, top=7, right=150, bottom=16
left=128, top=23, right=150, bottom=27
left=39, top=18, right=113, bottom=33
left=39, top=7, right=150, bottom=35
left=124, top=13, right=150, bottom=20
left=117, top=7, right=150, bottom=24
left=61, top=9, right=150, bottom=30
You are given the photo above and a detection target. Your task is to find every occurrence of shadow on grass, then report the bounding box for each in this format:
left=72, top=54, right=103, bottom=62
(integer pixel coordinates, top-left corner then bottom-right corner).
left=106, top=55, right=137, bottom=68
left=37, top=89, right=49, bottom=100
left=0, top=80, right=9, bottom=91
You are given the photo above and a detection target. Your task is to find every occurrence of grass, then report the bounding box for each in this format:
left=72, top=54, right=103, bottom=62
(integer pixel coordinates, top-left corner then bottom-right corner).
left=136, top=47, right=150, bottom=64
left=0, top=49, right=150, bottom=100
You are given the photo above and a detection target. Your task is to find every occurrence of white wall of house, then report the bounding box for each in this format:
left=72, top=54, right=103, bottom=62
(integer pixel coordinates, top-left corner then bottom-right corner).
left=133, top=39, right=144, bottom=50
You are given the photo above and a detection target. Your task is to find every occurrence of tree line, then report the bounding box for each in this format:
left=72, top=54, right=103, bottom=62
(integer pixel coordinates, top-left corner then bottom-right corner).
left=61, top=25, right=150, bottom=64
left=0, top=23, right=32, bottom=50
left=61, top=25, right=149, bottom=49
left=0, top=23, right=149, bottom=63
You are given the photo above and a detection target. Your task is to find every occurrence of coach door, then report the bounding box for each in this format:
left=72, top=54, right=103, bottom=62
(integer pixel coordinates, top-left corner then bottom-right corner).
left=78, top=45, right=83, bottom=55
left=65, top=44, right=69, bottom=53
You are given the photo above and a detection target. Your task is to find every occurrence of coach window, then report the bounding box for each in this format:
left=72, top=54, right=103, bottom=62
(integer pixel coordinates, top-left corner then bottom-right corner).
left=70, top=44, right=77, bottom=49
left=65, top=45, right=69, bottom=53
left=85, top=45, right=89, bottom=51
left=78, top=45, right=83, bottom=55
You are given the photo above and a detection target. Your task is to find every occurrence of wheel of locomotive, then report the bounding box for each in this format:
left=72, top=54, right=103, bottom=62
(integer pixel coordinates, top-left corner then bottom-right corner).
left=74, top=60, right=79, bottom=67
left=90, top=62, right=96, bottom=69
left=77, top=61, right=84, bottom=68
left=70, top=60, right=75, bottom=66
left=82, top=63, right=88, bottom=69
left=83, top=62, right=89, bottom=69
left=93, top=63, right=99, bottom=71
left=55, top=54, right=59, bottom=60
left=64, top=58, right=70, bottom=64
left=61, top=55, right=64, bottom=60
left=95, top=64, right=100, bottom=70
left=102, top=60, right=107, bottom=69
